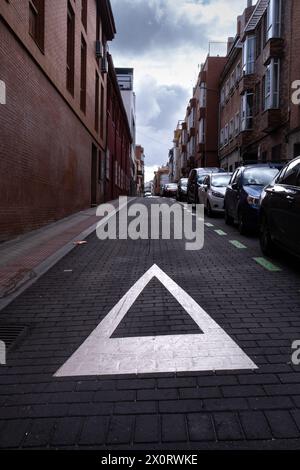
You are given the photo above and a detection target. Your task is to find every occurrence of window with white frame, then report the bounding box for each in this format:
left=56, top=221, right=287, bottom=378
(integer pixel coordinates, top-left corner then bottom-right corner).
left=236, top=63, right=241, bottom=83
left=225, top=80, right=230, bottom=99
left=263, top=58, right=280, bottom=110
left=241, top=92, right=254, bottom=131
left=235, top=112, right=240, bottom=135
left=243, top=35, right=256, bottom=75
left=220, top=128, right=224, bottom=147
left=199, top=119, right=205, bottom=144
left=229, top=119, right=234, bottom=140
left=267, top=0, right=281, bottom=40
left=224, top=124, right=229, bottom=144
left=199, top=82, right=207, bottom=108
left=220, top=87, right=225, bottom=105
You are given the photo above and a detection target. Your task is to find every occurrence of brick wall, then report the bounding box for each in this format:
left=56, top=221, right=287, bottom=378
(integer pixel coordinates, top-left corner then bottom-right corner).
left=0, top=0, right=117, bottom=241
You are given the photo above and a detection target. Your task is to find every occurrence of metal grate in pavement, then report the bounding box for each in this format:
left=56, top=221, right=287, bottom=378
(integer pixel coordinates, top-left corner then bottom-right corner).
left=0, top=323, right=28, bottom=350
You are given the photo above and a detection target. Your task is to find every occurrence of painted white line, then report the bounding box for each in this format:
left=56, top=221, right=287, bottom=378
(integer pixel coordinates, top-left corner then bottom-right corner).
left=55, top=265, right=257, bottom=377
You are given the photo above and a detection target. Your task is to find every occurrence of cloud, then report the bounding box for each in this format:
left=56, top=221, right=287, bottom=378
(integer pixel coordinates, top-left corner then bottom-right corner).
left=110, top=0, right=252, bottom=181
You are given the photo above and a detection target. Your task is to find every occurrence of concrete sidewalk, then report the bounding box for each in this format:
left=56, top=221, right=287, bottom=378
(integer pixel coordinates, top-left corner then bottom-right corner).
left=0, top=200, right=123, bottom=311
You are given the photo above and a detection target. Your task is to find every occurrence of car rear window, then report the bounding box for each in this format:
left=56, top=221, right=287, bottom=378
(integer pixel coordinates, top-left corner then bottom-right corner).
left=243, top=168, right=279, bottom=186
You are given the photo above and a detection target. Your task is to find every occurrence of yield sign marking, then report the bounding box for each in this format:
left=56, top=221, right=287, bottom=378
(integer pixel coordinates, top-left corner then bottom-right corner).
left=55, top=264, right=257, bottom=377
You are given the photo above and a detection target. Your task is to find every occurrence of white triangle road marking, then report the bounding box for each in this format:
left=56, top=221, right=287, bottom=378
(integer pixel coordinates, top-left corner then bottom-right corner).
left=54, top=264, right=257, bottom=377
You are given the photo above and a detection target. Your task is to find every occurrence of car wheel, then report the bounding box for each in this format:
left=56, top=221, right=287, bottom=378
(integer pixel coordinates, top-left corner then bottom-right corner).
left=260, top=216, right=275, bottom=257
left=225, top=208, right=234, bottom=225
left=207, top=201, right=213, bottom=218
left=238, top=211, right=247, bottom=235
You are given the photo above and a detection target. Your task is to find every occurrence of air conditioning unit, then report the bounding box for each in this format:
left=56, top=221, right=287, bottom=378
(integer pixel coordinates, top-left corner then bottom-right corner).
left=95, top=40, right=103, bottom=59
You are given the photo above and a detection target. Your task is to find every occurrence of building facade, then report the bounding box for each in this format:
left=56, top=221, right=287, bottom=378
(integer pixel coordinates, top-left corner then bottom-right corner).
left=106, top=55, right=132, bottom=201
left=153, top=166, right=169, bottom=196
left=134, top=145, right=145, bottom=196
left=219, top=0, right=300, bottom=170
left=0, top=0, right=131, bottom=242
left=115, top=68, right=137, bottom=195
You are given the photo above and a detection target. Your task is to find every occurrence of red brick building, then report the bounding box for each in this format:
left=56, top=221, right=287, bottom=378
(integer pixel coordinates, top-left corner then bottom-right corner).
left=106, top=54, right=132, bottom=200
left=219, top=0, right=300, bottom=170
left=0, top=0, right=131, bottom=242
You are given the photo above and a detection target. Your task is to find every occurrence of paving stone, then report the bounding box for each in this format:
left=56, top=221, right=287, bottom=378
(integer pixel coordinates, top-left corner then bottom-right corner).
left=106, top=416, right=134, bottom=445
left=79, top=416, right=109, bottom=446
left=134, top=415, right=160, bottom=443
left=51, top=417, right=83, bottom=446
left=239, top=411, right=272, bottom=440
left=187, top=413, right=216, bottom=442
left=162, top=415, right=187, bottom=442
left=265, top=411, right=300, bottom=439
left=213, top=413, right=244, bottom=441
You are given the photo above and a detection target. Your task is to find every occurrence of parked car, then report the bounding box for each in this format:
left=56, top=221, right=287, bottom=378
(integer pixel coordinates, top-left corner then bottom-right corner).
left=198, top=173, right=232, bottom=216
left=163, top=183, right=178, bottom=198
left=176, top=178, right=188, bottom=202
left=224, top=164, right=282, bottom=234
left=259, top=156, right=300, bottom=258
left=187, top=168, right=225, bottom=204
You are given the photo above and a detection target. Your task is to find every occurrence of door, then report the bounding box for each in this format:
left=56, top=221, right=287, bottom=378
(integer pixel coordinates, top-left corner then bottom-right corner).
left=91, top=144, right=98, bottom=206
left=225, top=169, right=241, bottom=219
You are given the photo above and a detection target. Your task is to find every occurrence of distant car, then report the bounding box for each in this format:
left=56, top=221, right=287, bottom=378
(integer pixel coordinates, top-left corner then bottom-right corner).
left=224, top=164, right=282, bottom=234
left=163, top=183, right=178, bottom=198
left=187, top=168, right=225, bottom=204
left=177, top=178, right=188, bottom=202
left=198, top=173, right=232, bottom=217
left=260, top=157, right=300, bottom=258
left=144, top=191, right=152, bottom=198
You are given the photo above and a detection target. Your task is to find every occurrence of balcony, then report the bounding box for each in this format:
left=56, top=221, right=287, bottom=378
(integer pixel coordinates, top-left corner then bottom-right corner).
left=181, top=122, right=187, bottom=131
left=239, top=73, right=257, bottom=94
left=190, top=97, right=197, bottom=108
left=181, top=144, right=187, bottom=152
left=189, top=126, right=196, bottom=137
left=261, top=109, right=283, bottom=133
left=263, top=38, right=284, bottom=66
left=237, top=130, right=253, bottom=148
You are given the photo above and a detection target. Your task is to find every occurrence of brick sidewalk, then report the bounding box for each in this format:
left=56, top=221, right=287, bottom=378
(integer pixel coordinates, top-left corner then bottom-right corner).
left=0, top=200, right=124, bottom=309
left=0, top=197, right=300, bottom=449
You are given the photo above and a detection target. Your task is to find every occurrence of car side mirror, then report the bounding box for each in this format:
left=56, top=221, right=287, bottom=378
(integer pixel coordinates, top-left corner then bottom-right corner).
left=232, top=182, right=239, bottom=191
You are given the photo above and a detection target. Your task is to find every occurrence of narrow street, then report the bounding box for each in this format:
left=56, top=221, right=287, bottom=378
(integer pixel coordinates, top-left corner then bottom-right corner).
left=0, top=197, right=299, bottom=450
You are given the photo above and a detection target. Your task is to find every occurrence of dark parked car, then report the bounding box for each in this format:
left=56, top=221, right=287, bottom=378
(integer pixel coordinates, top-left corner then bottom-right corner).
left=224, top=164, right=282, bottom=234
left=176, top=178, right=188, bottom=201
left=260, top=157, right=300, bottom=258
left=187, top=168, right=225, bottom=204
left=163, top=183, right=178, bottom=198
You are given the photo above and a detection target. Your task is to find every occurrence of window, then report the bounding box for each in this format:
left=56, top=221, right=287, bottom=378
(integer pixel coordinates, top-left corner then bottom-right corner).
left=95, top=71, right=100, bottom=132
left=229, top=119, right=234, bottom=140
left=254, top=82, right=261, bottom=114
left=235, top=112, right=240, bottom=135
left=263, top=59, right=280, bottom=110
left=230, top=72, right=235, bottom=91
left=66, top=2, right=75, bottom=95
left=80, top=35, right=87, bottom=112
left=256, top=24, right=262, bottom=58
left=81, top=0, right=87, bottom=31
left=199, top=119, right=205, bottom=144
left=100, top=83, right=105, bottom=139
left=225, top=80, right=230, bottom=99
left=29, top=0, right=45, bottom=51
left=220, top=128, right=224, bottom=147
left=279, top=160, right=300, bottom=187
left=106, top=150, right=110, bottom=179
left=224, top=124, right=229, bottom=145
left=199, top=82, right=207, bottom=108
left=243, top=35, right=256, bottom=75
left=236, top=63, right=241, bottom=83
left=220, top=87, right=225, bottom=106
left=241, top=92, right=254, bottom=131
left=267, top=0, right=282, bottom=40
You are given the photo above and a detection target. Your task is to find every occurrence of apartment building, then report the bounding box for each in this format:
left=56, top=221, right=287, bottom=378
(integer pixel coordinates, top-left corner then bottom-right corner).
left=0, top=0, right=131, bottom=241
left=219, top=0, right=300, bottom=170
left=154, top=166, right=169, bottom=196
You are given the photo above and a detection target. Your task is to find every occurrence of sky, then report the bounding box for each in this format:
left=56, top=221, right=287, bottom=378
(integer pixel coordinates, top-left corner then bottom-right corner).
left=109, top=0, right=253, bottom=183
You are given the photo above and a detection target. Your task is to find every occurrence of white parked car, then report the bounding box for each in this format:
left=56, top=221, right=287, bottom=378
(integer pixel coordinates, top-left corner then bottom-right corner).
left=198, top=172, right=232, bottom=217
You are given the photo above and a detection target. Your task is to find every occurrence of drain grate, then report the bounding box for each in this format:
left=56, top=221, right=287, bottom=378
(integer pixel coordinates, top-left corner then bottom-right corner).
left=0, top=323, right=28, bottom=350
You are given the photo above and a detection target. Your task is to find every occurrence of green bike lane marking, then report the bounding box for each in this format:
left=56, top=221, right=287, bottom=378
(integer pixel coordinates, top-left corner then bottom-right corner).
left=253, top=257, right=282, bottom=272
left=214, top=229, right=227, bottom=236
left=205, top=222, right=214, bottom=227
left=229, top=240, right=247, bottom=249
